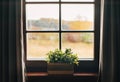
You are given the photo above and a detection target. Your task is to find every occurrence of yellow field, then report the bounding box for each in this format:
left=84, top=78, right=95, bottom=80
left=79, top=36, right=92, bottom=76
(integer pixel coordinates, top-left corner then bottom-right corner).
left=27, top=40, right=94, bottom=60
left=27, top=19, right=94, bottom=60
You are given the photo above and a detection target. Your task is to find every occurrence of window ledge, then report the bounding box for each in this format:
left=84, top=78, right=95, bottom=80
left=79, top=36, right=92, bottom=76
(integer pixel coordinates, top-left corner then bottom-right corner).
left=26, top=72, right=98, bottom=77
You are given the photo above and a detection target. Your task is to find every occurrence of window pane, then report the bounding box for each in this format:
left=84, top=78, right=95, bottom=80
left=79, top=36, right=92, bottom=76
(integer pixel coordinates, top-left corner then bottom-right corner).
left=62, top=33, right=94, bottom=60
left=61, top=4, right=94, bottom=31
left=27, top=33, right=59, bottom=60
left=26, top=0, right=59, bottom=2
left=26, top=4, right=59, bottom=31
left=61, top=0, right=94, bottom=2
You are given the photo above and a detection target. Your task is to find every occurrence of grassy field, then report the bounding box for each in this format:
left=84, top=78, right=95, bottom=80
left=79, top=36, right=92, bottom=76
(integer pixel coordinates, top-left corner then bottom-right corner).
left=26, top=19, right=94, bottom=60
left=27, top=39, right=94, bottom=60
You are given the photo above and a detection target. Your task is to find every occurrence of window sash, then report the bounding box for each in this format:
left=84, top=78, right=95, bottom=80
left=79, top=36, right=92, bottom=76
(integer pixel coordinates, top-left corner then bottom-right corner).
left=23, top=0, right=100, bottom=73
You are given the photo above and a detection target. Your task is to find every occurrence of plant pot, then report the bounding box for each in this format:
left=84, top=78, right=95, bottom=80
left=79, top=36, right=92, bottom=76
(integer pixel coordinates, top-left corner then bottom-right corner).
left=47, top=63, right=74, bottom=75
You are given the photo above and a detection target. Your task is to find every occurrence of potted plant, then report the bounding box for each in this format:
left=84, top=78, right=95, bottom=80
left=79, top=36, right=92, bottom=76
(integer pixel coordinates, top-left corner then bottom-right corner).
left=46, top=48, right=79, bottom=75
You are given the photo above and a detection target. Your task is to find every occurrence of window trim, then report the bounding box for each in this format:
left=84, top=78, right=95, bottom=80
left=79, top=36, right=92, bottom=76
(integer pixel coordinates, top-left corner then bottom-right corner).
left=23, top=0, right=101, bottom=73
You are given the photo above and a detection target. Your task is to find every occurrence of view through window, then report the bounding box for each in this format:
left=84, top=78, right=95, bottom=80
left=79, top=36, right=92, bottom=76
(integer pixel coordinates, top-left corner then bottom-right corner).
left=25, top=0, right=95, bottom=60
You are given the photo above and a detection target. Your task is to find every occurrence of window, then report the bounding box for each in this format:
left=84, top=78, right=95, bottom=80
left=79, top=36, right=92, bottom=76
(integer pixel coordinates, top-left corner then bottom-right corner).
left=23, top=0, right=100, bottom=73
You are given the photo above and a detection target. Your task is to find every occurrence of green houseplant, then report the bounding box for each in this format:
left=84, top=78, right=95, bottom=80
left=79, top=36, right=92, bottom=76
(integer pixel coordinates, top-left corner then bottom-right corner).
left=46, top=48, right=79, bottom=75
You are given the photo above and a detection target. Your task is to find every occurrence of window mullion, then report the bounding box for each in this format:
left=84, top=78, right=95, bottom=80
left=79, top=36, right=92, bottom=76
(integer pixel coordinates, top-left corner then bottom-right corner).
left=59, top=0, right=62, bottom=49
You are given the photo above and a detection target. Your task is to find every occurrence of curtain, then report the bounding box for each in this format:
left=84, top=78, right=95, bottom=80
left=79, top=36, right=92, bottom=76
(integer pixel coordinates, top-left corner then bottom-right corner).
left=1, top=0, right=24, bottom=82
left=0, top=0, right=2, bottom=81
left=98, top=0, right=120, bottom=82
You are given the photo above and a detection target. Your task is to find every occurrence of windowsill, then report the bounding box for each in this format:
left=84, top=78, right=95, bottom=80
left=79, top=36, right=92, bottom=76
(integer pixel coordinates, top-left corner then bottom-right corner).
left=26, top=72, right=98, bottom=77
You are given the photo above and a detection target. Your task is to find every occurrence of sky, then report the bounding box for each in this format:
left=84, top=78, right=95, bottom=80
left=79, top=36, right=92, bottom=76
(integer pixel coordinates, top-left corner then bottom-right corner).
left=26, top=4, right=94, bottom=21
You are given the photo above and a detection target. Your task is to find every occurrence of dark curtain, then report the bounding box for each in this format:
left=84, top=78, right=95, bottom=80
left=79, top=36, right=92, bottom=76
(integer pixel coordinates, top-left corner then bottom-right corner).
left=99, top=0, right=120, bottom=82
left=0, top=0, right=2, bottom=82
left=1, top=0, right=24, bottom=82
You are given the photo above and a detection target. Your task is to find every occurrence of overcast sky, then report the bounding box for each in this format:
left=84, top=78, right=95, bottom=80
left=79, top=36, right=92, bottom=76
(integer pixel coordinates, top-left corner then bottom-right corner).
left=26, top=4, right=94, bottom=21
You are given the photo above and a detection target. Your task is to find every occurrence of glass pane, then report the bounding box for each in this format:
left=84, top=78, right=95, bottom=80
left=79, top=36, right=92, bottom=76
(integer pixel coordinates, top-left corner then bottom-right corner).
left=61, top=0, right=94, bottom=2
left=61, top=4, right=94, bottom=31
left=26, top=0, right=59, bottom=2
left=27, top=33, right=59, bottom=60
left=62, top=33, right=94, bottom=60
left=26, top=4, right=59, bottom=31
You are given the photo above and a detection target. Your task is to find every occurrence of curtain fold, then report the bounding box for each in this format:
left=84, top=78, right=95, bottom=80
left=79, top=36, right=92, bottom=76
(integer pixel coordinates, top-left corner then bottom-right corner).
left=99, top=0, right=120, bottom=82
left=1, top=0, right=24, bottom=82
